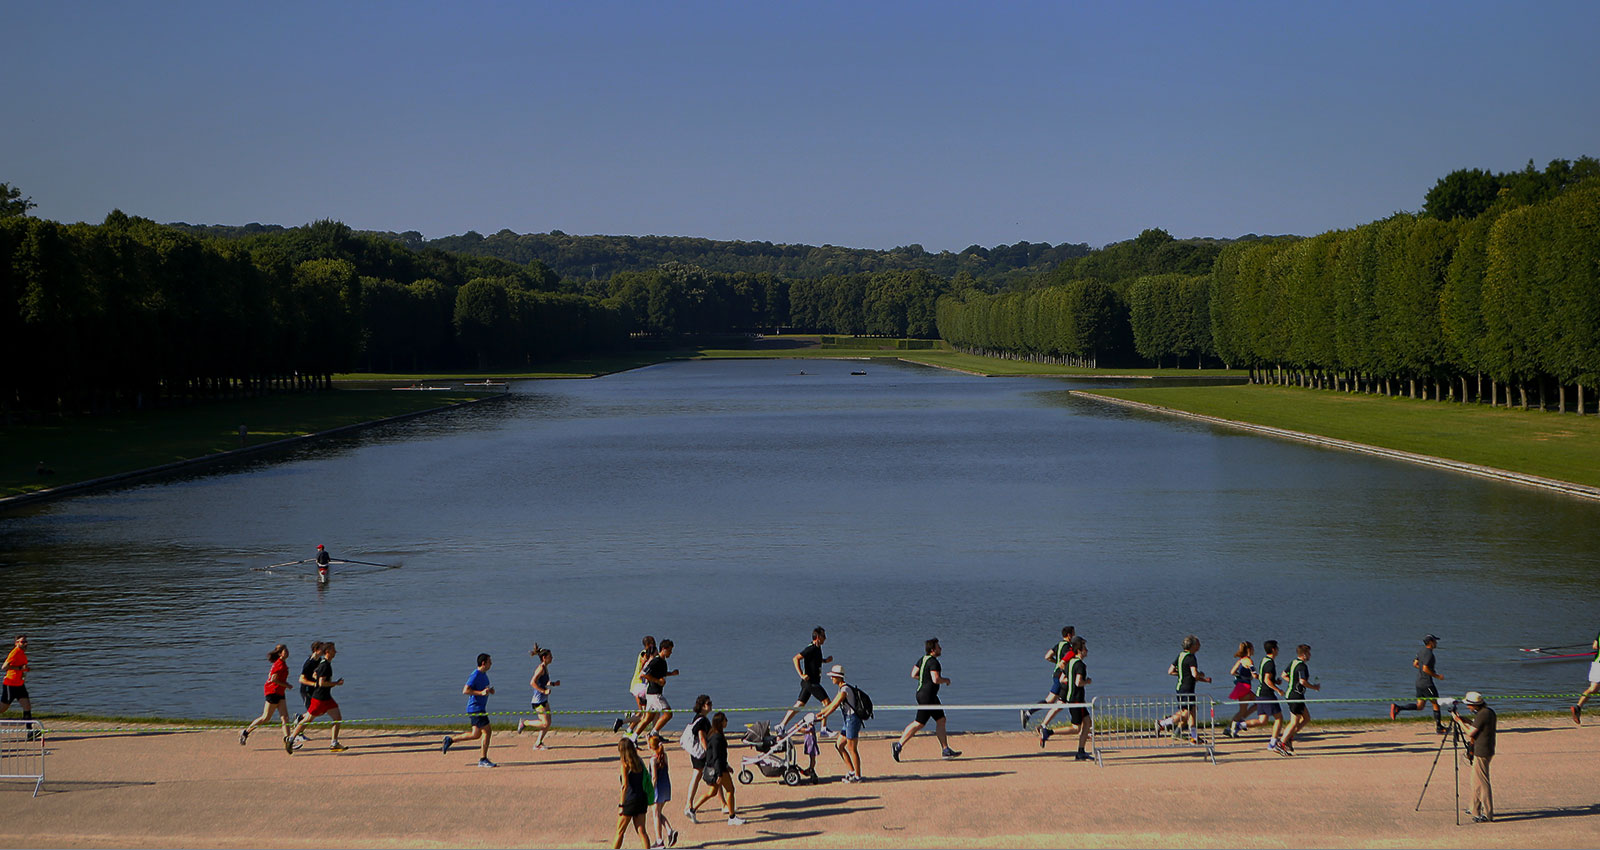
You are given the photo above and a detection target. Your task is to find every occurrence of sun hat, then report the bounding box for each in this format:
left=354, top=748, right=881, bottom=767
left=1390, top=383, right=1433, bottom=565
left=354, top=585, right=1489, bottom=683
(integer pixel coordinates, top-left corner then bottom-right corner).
left=826, top=665, right=845, bottom=679
left=1463, top=691, right=1485, bottom=706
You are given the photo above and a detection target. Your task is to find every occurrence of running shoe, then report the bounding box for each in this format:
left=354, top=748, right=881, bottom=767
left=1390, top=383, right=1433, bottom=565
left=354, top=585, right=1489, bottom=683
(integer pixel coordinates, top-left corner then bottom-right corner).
left=284, top=735, right=294, bottom=754
left=891, top=742, right=902, bottom=762
left=1038, top=726, right=1053, bottom=748
left=1572, top=705, right=1582, bottom=726
left=1222, top=725, right=1234, bottom=738
left=1235, top=721, right=1247, bottom=736
left=612, top=717, right=627, bottom=733
left=478, top=758, right=497, bottom=768
left=442, top=736, right=454, bottom=754
left=941, top=747, right=961, bottom=759
left=685, top=806, right=696, bottom=824
left=1019, top=709, right=1030, bottom=730
left=1389, top=704, right=1400, bottom=720
left=239, top=729, right=249, bottom=746
left=1074, top=750, right=1092, bottom=761
left=328, top=742, right=348, bottom=752
left=727, top=817, right=745, bottom=826
left=667, top=827, right=679, bottom=847
left=516, top=718, right=526, bottom=734
left=294, top=733, right=309, bottom=744
left=533, top=743, right=548, bottom=750
left=1267, top=738, right=1279, bottom=753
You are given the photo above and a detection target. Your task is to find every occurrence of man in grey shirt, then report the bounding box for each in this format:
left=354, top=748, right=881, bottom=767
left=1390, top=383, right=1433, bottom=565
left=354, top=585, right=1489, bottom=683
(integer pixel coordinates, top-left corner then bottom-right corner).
left=1390, top=634, right=1444, bottom=733
left=1451, top=691, right=1496, bottom=823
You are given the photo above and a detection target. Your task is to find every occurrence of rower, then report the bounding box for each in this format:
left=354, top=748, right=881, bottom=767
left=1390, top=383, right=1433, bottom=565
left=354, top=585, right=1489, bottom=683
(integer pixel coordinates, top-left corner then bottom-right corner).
left=315, top=545, right=331, bottom=583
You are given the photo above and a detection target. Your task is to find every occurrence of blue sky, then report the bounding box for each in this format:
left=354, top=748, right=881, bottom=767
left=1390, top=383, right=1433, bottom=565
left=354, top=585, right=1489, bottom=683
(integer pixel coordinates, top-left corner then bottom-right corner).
left=7, top=1, right=1598, bottom=251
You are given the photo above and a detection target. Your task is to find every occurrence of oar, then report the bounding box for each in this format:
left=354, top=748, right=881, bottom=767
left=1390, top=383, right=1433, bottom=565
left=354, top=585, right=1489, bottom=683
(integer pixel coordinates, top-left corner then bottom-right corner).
left=330, top=559, right=400, bottom=569
left=254, top=558, right=311, bottom=571
left=1521, top=643, right=1591, bottom=653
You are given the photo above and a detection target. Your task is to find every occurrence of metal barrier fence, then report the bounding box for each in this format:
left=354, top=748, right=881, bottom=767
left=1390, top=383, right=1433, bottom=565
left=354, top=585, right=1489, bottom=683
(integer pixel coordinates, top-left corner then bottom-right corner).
left=1090, top=695, right=1216, bottom=765
left=0, top=720, right=44, bottom=796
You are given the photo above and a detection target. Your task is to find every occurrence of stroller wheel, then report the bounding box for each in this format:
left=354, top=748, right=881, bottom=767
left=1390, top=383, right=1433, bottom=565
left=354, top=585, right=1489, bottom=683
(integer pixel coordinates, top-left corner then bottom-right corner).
left=782, top=768, right=802, bottom=786
left=737, top=769, right=754, bottom=785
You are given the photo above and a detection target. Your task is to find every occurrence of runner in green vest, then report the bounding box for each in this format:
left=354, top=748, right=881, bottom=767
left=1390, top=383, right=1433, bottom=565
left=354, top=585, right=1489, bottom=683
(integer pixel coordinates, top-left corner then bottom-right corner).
left=1025, top=626, right=1077, bottom=730
left=1277, top=644, right=1320, bottom=756
left=892, top=638, right=960, bottom=762
left=1039, top=636, right=1094, bottom=760
left=1571, top=628, right=1600, bottom=725
left=1157, top=635, right=1210, bottom=742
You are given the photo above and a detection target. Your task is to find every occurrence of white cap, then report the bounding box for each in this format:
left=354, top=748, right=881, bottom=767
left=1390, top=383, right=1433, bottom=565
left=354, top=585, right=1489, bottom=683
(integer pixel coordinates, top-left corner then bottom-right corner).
left=1463, top=691, right=1485, bottom=705
left=826, top=664, right=845, bottom=679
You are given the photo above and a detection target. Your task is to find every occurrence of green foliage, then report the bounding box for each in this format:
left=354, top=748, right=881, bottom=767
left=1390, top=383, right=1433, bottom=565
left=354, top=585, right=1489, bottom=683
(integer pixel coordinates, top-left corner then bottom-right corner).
left=1423, top=157, right=1600, bottom=220
left=1, top=182, right=35, bottom=218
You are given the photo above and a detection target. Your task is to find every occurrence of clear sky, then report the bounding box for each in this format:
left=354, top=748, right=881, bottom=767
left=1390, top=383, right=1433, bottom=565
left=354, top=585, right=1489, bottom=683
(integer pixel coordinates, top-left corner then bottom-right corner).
left=7, top=1, right=1598, bottom=252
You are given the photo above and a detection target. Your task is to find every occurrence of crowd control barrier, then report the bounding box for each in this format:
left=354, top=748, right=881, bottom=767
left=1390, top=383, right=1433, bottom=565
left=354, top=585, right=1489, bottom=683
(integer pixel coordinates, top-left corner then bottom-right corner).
left=0, top=720, right=44, bottom=796
left=1090, top=694, right=1216, bottom=764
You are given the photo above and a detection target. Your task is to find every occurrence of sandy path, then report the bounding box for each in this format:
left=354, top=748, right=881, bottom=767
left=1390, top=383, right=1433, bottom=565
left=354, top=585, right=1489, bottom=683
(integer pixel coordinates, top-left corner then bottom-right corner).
left=2, top=718, right=1597, bottom=848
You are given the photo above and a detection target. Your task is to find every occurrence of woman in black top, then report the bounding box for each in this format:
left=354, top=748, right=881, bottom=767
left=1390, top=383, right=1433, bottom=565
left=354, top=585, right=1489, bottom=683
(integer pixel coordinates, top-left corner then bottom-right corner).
left=689, top=712, right=744, bottom=826
left=613, top=738, right=650, bottom=849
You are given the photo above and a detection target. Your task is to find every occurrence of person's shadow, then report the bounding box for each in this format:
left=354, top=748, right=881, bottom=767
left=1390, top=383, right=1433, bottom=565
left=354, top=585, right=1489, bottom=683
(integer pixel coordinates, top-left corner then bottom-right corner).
left=1490, top=803, right=1600, bottom=822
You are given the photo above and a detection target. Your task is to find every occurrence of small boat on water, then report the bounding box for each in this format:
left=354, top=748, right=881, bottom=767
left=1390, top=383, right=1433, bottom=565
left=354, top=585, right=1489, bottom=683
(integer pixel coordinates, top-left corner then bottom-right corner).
left=392, top=384, right=452, bottom=391
left=1518, top=645, right=1593, bottom=662
left=463, top=380, right=508, bottom=387
left=850, top=370, right=867, bottom=376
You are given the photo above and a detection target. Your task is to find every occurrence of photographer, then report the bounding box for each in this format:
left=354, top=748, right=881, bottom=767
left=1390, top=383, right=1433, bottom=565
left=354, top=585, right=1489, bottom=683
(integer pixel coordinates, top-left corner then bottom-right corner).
left=1449, top=691, right=1496, bottom=823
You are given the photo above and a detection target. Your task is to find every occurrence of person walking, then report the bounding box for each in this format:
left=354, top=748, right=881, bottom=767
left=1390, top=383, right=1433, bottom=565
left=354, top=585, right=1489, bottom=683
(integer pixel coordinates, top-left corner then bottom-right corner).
left=1277, top=644, right=1320, bottom=756
left=892, top=637, right=960, bottom=762
left=1452, top=691, right=1497, bottom=822
left=518, top=644, right=560, bottom=749
left=680, top=695, right=723, bottom=822
left=817, top=665, right=866, bottom=781
left=1158, top=635, right=1210, bottom=741
left=241, top=644, right=292, bottom=746
left=1391, top=634, right=1445, bottom=733
left=777, top=627, right=833, bottom=735
left=1, top=635, right=33, bottom=730
left=1039, top=636, right=1093, bottom=761
left=1570, top=628, right=1599, bottom=725
left=287, top=641, right=346, bottom=752
left=615, top=636, right=657, bottom=735
left=1224, top=641, right=1256, bottom=736
left=1026, top=626, right=1077, bottom=730
left=293, top=641, right=323, bottom=743
left=444, top=653, right=497, bottom=767
left=614, top=737, right=652, bottom=849
left=632, top=639, right=677, bottom=741
left=689, top=712, right=744, bottom=826
left=646, top=733, right=679, bottom=848
left=1244, top=640, right=1286, bottom=749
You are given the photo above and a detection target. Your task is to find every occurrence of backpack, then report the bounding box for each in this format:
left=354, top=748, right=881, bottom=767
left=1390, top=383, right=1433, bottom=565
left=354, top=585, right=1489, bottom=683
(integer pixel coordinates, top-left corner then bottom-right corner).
left=846, top=683, right=874, bottom=721
left=680, top=715, right=707, bottom=758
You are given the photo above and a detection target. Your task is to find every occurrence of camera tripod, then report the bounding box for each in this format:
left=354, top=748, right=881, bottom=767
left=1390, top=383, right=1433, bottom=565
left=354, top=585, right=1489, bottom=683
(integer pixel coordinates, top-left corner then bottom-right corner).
left=1415, top=710, right=1466, bottom=825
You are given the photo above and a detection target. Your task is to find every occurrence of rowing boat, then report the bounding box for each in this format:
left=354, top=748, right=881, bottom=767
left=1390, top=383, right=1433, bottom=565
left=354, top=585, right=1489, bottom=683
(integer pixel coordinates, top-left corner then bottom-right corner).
left=1518, top=647, right=1591, bottom=662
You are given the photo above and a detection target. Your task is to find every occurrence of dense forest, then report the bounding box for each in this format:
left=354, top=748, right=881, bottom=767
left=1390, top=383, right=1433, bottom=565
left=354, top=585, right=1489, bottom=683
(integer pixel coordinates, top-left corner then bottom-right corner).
left=6, top=155, right=1598, bottom=416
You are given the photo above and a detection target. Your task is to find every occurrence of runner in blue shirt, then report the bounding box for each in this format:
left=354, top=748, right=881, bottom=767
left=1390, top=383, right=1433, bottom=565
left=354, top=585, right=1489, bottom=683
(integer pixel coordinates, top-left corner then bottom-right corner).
left=443, top=654, right=498, bottom=767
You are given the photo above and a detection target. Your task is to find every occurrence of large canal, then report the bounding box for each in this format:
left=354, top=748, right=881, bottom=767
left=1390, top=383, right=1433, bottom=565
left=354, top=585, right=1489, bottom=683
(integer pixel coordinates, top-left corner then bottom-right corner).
left=2, top=358, right=1595, bottom=728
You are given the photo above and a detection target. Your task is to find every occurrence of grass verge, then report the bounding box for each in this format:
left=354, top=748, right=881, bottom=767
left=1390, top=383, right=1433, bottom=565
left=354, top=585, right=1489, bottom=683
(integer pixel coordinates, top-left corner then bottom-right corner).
left=1, top=391, right=479, bottom=497
left=1084, top=384, right=1600, bottom=488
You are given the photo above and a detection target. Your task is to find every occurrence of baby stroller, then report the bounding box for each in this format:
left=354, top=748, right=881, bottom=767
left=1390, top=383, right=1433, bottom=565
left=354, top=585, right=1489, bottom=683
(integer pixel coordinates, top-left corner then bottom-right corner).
left=737, top=720, right=814, bottom=786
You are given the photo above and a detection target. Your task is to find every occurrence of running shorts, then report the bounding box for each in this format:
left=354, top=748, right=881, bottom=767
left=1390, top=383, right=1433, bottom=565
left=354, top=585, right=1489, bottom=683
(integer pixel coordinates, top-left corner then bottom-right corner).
left=265, top=693, right=284, bottom=705
left=630, top=682, right=648, bottom=698
left=796, top=681, right=829, bottom=704
left=690, top=753, right=707, bottom=770
left=469, top=712, right=490, bottom=728
left=306, top=697, right=338, bottom=717
left=915, top=707, right=946, bottom=724
left=1048, top=672, right=1063, bottom=696
left=1069, top=706, right=1090, bottom=725
left=0, top=684, right=28, bottom=703
left=1588, top=661, right=1600, bottom=684
left=1288, top=700, right=1309, bottom=717
left=1256, top=698, right=1282, bottom=717
left=1175, top=691, right=1197, bottom=708
left=645, top=694, right=670, bottom=711
left=1415, top=682, right=1440, bottom=700
left=1228, top=682, right=1254, bottom=701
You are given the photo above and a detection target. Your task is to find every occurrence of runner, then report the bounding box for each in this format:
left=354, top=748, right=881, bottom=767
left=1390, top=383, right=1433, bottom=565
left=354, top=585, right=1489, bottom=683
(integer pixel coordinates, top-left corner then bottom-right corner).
left=776, top=627, right=833, bottom=736
left=1570, top=628, right=1600, bottom=725
left=1039, top=636, right=1093, bottom=761
left=1390, top=634, right=1445, bottom=733
left=689, top=712, right=743, bottom=826
left=632, top=639, right=677, bottom=741
left=294, top=641, right=323, bottom=742
left=892, top=637, right=960, bottom=762
left=443, top=653, right=497, bottom=767
left=614, top=636, right=657, bottom=735
left=241, top=644, right=292, bottom=746
left=1243, top=639, right=1286, bottom=749
left=614, top=738, right=652, bottom=849
left=517, top=644, right=559, bottom=749
left=315, top=544, right=331, bottom=583
left=1, top=635, right=34, bottom=734
left=646, top=733, right=679, bottom=848
left=1223, top=641, right=1256, bottom=736
left=1277, top=643, right=1320, bottom=756
left=1024, top=626, right=1077, bottom=730
left=1158, top=635, right=1210, bottom=741
left=680, top=695, right=722, bottom=822
left=286, top=641, right=346, bottom=753
left=817, top=665, right=865, bottom=781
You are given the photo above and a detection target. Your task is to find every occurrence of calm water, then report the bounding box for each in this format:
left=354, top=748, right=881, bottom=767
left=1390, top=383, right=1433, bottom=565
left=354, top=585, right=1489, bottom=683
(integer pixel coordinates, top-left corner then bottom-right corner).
left=1, top=358, right=1596, bottom=728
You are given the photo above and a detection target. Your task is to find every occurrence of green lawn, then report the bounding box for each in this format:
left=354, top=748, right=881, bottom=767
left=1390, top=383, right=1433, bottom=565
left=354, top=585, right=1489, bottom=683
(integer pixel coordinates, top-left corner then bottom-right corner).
left=1, top=391, right=479, bottom=497
left=1085, top=384, right=1600, bottom=487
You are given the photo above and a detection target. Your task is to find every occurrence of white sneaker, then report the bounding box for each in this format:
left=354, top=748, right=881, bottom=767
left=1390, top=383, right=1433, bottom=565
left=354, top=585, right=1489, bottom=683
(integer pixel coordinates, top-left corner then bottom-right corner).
left=516, top=718, right=526, bottom=734
left=727, top=817, right=746, bottom=826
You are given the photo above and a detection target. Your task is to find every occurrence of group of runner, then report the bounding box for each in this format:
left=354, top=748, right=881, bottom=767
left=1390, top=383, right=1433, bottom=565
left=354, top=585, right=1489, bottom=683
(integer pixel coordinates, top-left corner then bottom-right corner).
left=240, top=640, right=348, bottom=753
